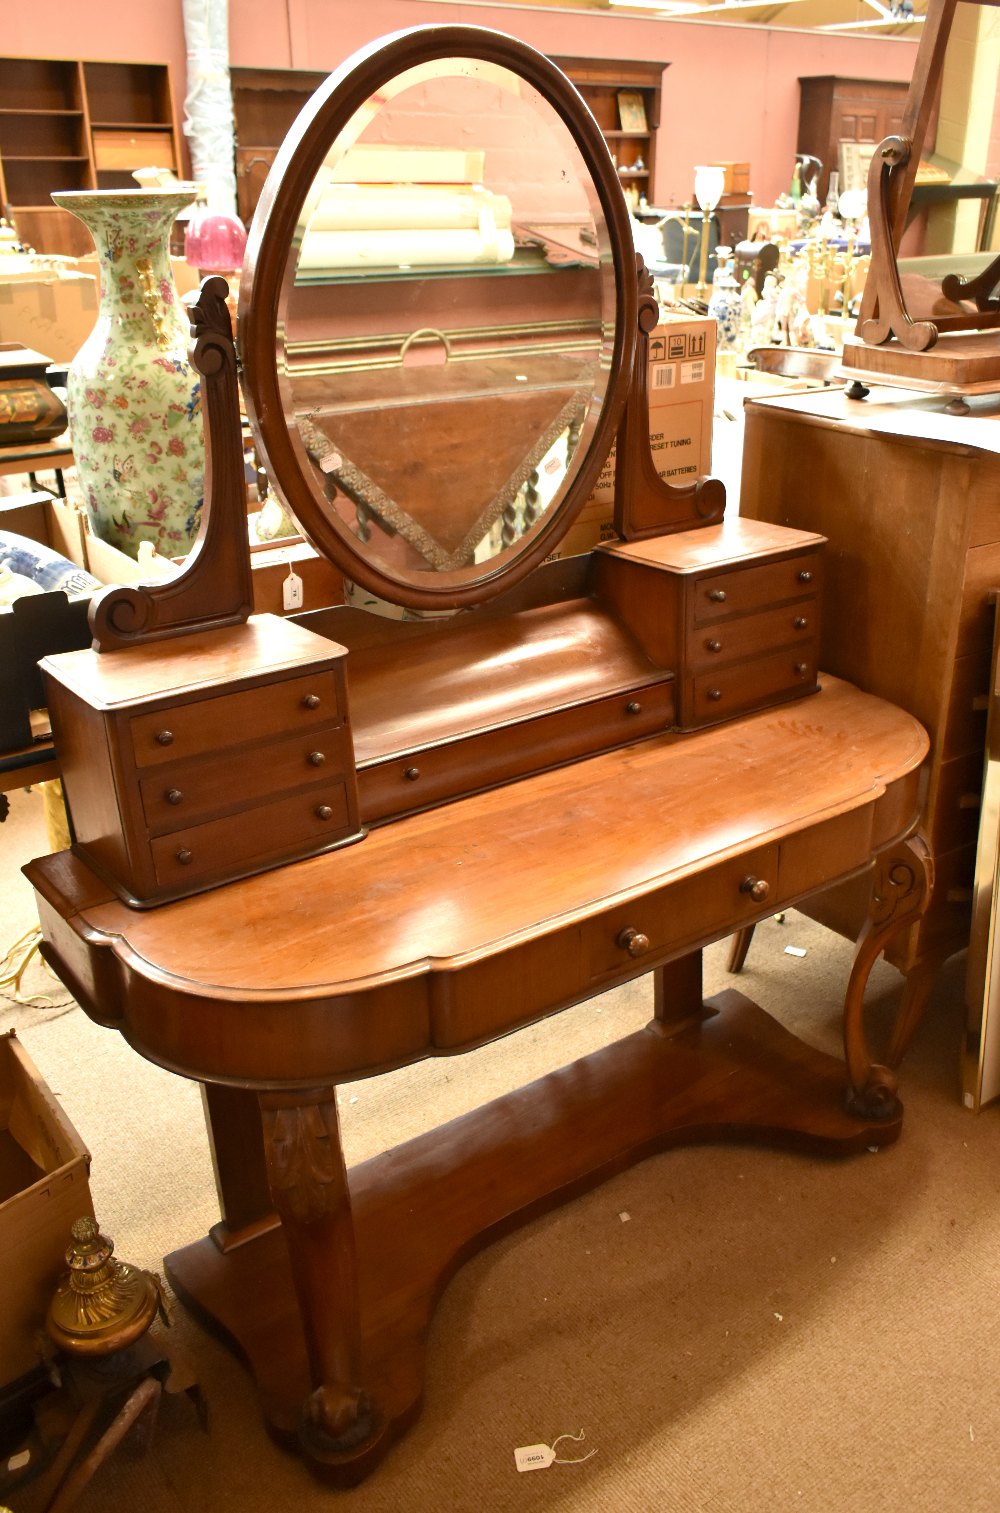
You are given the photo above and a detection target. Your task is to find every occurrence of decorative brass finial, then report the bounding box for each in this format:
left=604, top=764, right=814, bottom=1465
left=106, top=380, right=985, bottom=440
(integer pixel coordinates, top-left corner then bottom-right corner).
left=46, top=1216, right=159, bottom=1357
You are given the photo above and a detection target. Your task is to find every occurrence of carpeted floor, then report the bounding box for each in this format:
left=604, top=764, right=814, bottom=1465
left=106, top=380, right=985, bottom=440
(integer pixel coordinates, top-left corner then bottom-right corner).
left=3, top=782, right=1000, bottom=1513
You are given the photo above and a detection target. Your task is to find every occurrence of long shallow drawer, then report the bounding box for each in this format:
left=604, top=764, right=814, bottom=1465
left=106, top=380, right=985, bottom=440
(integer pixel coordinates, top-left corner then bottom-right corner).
left=129, top=668, right=342, bottom=768
left=686, top=643, right=818, bottom=727
left=691, top=552, right=822, bottom=626
left=687, top=599, right=818, bottom=672
left=430, top=842, right=781, bottom=1049
left=150, top=781, right=354, bottom=890
left=359, top=677, right=675, bottom=824
left=139, top=723, right=352, bottom=835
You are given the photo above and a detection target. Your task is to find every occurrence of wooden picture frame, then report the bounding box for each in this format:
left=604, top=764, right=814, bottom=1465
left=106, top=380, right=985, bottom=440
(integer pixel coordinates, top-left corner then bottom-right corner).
left=617, top=89, right=647, bottom=133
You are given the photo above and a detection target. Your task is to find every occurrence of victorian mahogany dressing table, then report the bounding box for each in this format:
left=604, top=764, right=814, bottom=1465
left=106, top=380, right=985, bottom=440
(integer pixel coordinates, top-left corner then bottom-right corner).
left=25, top=30, right=930, bottom=1485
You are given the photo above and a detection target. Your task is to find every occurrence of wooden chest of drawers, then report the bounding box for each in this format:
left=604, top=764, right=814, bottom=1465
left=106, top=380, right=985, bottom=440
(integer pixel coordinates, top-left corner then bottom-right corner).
left=594, top=517, right=825, bottom=730
left=42, top=614, right=363, bottom=906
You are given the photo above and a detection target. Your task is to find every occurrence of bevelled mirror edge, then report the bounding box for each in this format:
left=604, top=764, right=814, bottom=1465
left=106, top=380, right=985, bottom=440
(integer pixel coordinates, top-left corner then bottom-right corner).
left=237, top=25, right=638, bottom=611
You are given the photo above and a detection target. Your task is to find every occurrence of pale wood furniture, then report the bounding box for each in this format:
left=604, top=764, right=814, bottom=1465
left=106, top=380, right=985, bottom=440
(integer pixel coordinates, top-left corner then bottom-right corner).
left=738, top=383, right=1000, bottom=1039
left=25, top=27, right=932, bottom=1485
left=0, top=57, right=182, bottom=256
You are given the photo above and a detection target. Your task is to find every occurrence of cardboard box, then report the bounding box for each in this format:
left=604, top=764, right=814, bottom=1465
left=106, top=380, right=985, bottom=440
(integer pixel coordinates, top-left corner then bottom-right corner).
left=553, top=311, right=716, bottom=559
left=0, top=272, right=98, bottom=365
left=0, top=1031, right=93, bottom=1389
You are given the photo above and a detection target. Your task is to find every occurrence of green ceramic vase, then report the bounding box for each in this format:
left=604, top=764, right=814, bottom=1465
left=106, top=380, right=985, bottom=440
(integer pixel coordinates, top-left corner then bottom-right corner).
left=52, top=188, right=205, bottom=559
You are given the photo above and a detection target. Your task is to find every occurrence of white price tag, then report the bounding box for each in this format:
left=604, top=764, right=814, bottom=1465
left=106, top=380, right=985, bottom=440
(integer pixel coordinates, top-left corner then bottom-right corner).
left=282, top=568, right=304, bottom=612
left=515, top=1444, right=555, bottom=1473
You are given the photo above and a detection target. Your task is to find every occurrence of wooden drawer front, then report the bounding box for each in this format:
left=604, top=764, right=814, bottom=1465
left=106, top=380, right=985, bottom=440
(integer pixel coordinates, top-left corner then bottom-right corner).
left=588, top=843, right=781, bottom=981
left=431, top=842, right=781, bottom=1049
left=139, top=723, right=352, bottom=835
left=692, top=552, right=822, bottom=626
left=687, top=643, right=818, bottom=726
left=93, top=129, right=176, bottom=170
left=359, top=678, right=675, bottom=824
left=129, top=668, right=342, bottom=768
left=928, top=749, right=986, bottom=854
left=777, top=807, right=874, bottom=902
left=942, top=653, right=989, bottom=762
left=150, top=782, right=352, bottom=889
left=687, top=600, right=818, bottom=672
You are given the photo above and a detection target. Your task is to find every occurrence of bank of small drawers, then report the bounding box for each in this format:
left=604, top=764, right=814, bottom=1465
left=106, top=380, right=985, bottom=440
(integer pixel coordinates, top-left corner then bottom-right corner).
left=42, top=616, right=363, bottom=907
left=679, top=548, right=822, bottom=728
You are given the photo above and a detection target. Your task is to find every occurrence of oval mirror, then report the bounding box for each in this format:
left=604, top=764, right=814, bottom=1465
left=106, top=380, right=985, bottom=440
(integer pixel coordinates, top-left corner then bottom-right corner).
left=239, top=27, right=637, bottom=611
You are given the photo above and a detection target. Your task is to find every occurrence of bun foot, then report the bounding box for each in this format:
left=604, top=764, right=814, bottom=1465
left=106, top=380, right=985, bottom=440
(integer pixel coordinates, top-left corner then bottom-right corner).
left=299, top=1383, right=386, bottom=1474
left=845, top=1064, right=900, bottom=1122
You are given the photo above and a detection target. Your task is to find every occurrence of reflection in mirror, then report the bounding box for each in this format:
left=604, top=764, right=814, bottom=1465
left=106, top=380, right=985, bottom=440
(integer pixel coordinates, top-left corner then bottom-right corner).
left=280, top=57, right=615, bottom=595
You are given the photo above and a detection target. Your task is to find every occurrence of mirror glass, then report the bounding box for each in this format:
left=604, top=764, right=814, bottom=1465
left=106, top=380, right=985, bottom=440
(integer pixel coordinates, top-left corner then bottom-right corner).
left=273, top=54, right=618, bottom=600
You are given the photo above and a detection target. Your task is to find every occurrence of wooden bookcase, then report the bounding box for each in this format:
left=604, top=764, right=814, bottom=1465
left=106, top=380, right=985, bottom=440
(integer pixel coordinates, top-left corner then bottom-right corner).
left=551, top=57, right=667, bottom=205
left=0, top=56, right=182, bottom=256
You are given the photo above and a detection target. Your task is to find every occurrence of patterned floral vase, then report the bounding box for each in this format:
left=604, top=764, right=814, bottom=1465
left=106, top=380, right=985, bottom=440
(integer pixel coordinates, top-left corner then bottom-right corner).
left=51, top=189, right=204, bottom=559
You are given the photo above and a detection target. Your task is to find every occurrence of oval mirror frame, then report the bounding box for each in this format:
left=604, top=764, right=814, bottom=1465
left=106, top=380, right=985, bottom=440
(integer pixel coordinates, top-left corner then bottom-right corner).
left=238, top=25, right=638, bottom=611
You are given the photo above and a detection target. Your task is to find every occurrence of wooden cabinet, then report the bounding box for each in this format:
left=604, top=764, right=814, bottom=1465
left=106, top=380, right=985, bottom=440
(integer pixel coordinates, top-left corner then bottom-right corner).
left=594, top=518, right=824, bottom=730
left=797, top=75, right=909, bottom=205
left=0, top=57, right=182, bottom=256
left=551, top=57, right=666, bottom=207
left=739, top=386, right=1000, bottom=1020
left=41, top=614, right=363, bottom=905
left=231, top=66, right=328, bottom=226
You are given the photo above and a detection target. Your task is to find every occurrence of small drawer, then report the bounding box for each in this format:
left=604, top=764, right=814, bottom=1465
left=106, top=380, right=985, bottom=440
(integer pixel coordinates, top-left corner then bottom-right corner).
left=588, top=843, right=781, bottom=980
left=688, top=643, right=818, bottom=726
left=139, top=723, right=352, bottom=835
left=688, top=600, right=818, bottom=671
left=150, top=782, right=354, bottom=889
left=92, top=129, right=176, bottom=171
left=692, top=552, right=823, bottom=626
left=129, top=668, right=342, bottom=768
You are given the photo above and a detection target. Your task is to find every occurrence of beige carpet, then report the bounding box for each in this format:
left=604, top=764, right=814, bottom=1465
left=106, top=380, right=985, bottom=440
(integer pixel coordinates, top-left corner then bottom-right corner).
left=3, top=784, right=1000, bottom=1513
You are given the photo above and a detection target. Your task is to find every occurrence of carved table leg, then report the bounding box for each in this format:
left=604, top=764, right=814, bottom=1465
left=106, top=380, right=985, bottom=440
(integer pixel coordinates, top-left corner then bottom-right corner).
left=842, top=835, right=934, bottom=1120
left=258, top=1087, right=382, bottom=1467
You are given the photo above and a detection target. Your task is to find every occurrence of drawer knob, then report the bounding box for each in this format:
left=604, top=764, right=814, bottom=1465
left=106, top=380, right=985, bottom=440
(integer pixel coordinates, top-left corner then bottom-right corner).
left=165, top=788, right=183, bottom=806
left=155, top=729, right=174, bottom=747
left=707, top=688, right=722, bottom=702
left=707, top=588, right=727, bottom=603
left=617, top=927, right=650, bottom=958
left=793, top=616, right=808, bottom=630
left=404, top=766, right=420, bottom=781
left=308, top=751, right=326, bottom=767
left=740, top=875, right=770, bottom=903
left=706, top=639, right=722, bottom=653
left=315, top=804, right=333, bottom=821
left=176, top=848, right=193, bottom=866
left=302, top=693, right=321, bottom=710
left=797, top=569, right=813, bottom=584
left=794, top=661, right=809, bottom=676
left=625, top=700, right=642, bottom=715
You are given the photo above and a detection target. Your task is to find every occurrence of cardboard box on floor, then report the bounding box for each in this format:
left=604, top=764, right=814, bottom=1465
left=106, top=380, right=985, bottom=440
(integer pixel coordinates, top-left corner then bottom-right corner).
left=0, top=272, right=98, bottom=366
left=553, top=311, right=716, bottom=559
left=0, top=1031, right=93, bottom=1390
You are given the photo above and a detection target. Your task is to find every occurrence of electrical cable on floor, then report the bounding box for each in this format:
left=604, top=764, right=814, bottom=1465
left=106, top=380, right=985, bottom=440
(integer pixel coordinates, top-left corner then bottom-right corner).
left=0, top=926, right=72, bottom=1011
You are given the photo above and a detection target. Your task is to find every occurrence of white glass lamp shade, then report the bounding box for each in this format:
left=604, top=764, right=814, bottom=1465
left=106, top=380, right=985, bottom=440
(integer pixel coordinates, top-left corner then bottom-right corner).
left=693, top=165, right=726, bottom=213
